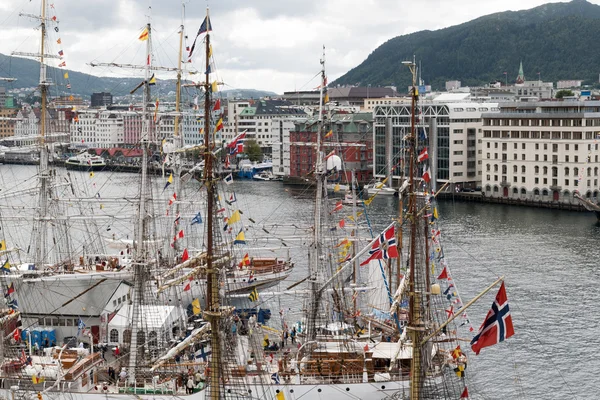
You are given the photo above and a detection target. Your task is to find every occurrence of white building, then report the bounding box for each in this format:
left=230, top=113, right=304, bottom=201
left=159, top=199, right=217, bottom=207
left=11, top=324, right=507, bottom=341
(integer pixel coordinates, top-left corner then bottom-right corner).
left=557, top=80, right=583, bottom=89
left=481, top=101, right=600, bottom=203
left=271, top=117, right=296, bottom=177
left=373, top=99, right=499, bottom=189
left=14, top=108, right=39, bottom=137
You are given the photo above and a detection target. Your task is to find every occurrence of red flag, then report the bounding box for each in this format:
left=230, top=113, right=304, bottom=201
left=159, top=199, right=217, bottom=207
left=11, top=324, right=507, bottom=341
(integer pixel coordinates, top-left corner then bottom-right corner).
left=422, top=167, right=431, bottom=183
left=460, top=386, right=469, bottom=398
left=360, top=225, right=398, bottom=266
left=181, top=248, right=189, bottom=262
left=445, top=305, right=454, bottom=318
left=470, top=282, right=515, bottom=355
left=332, top=201, right=343, bottom=213
left=238, top=253, right=250, bottom=268
left=437, top=266, right=448, bottom=280
left=178, top=230, right=184, bottom=239
left=213, top=99, right=221, bottom=111
left=225, top=155, right=231, bottom=169
left=183, top=281, right=191, bottom=291
left=363, top=344, right=369, bottom=352
left=13, top=329, right=20, bottom=342
left=418, top=147, right=429, bottom=162
left=338, top=219, right=345, bottom=228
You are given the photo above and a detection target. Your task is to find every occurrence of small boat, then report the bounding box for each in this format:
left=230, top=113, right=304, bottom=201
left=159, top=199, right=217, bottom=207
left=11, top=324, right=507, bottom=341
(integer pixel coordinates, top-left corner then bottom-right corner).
left=65, top=152, right=107, bottom=171
left=365, top=181, right=396, bottom=196
left=252, top=171, right=273, bottom=181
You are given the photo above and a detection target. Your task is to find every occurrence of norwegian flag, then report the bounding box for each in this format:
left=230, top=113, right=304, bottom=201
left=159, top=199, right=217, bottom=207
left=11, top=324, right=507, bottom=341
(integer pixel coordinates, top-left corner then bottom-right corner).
left=227, top=131, right=247, bottom=155
left=418, top=147, right=429, bottom=162
left=470, top=282, right=515, bottom=355
left=360, top=225, right=398, bottom=266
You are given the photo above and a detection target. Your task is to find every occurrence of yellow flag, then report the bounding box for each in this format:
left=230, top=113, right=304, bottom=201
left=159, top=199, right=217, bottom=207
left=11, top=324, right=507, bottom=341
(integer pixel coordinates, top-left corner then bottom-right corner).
left=433, top=207, right=439, bottom=219
left=32, top=375, right=45, bottom=384
left=324, top=92, right=329, bottom=103
left=276, top=391, right=285, bottom=400
left=192, top=298, right=201, bottom=315
left=228, top=210, right=241, bottom=226
left=234, top=229, right=246, bottom=244
left=208, top=44, right=213, bottom=58
left=211, top=80, right=218, bottom=93
left=100, top=204, right=104, bottom=210
left=333, top=183, right=340, bottom=192
left=138, top=27, right=149, bottom=41
left=89, top=171, right=94, bottom=178
left=63, top=72, right=69, bottom=79
left=364, top=197, right=374, bottom=206
left=325, top=130, right=333, bottom=138
left=0, top=240, right=5, bottom=251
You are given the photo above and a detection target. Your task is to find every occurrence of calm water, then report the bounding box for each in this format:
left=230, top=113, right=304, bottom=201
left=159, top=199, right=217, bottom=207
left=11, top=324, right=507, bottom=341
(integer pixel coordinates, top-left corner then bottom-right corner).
left=2, top=165, right=598, bottom=399
left=239, top=182, right=600, bottom=400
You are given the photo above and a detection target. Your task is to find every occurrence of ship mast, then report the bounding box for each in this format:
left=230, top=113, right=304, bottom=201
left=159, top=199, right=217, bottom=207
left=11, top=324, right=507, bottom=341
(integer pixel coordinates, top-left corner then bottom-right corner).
left=404, top=59, right=425, bottom=399
left=306, top=46, right=327, bottom=341
left=172, top=2, right=185, bottom=254
left=200, top=8, right=221, bottom=400
left=35, top=0, right=50, bottom=270
left=128, top=20, right=153, bottom=386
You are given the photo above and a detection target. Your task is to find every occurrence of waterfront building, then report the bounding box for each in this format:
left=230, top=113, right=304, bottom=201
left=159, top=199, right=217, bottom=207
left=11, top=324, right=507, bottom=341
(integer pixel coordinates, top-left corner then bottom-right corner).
left=286, top=112, right=373, bottom=184
left=373, top=100, right=499, bottom=190
left=233, top=99, right=306, bottom=157
left=270, top=117, right=296, bottom=177
left=481, top=101, right=600, bottom=203
left=70, top=106, right=204, bottom=148
left=0, top=108, right=18, bottom=138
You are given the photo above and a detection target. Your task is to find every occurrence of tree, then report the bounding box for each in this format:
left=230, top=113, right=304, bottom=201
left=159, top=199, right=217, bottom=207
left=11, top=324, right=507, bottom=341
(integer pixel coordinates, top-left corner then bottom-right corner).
left=243, top=139, right=262, bottom=162
left=555, top=89, right=574, bottom=99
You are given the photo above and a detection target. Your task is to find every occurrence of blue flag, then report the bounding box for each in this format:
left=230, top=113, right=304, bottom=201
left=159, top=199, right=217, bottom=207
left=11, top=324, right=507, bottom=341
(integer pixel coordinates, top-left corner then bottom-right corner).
left=77, top=318, right=85, bottom=336
left=191, top=212, right=202, bottom=225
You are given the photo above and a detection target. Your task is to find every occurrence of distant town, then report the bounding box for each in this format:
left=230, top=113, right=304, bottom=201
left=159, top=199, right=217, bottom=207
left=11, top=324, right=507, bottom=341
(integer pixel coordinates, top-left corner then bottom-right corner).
left=1, top=61, right=599, bottom=207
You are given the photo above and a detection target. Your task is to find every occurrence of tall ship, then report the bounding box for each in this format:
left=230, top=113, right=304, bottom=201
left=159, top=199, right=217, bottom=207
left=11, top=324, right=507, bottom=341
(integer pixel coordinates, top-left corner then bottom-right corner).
left=0, top=5, right=514, bottom=400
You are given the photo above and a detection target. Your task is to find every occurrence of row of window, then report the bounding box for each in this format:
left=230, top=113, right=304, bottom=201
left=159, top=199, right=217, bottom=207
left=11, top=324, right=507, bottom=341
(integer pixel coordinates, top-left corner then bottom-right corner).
left=483, top=131, right=598, bottom=140
left=485, top=174, right=598, bottom=188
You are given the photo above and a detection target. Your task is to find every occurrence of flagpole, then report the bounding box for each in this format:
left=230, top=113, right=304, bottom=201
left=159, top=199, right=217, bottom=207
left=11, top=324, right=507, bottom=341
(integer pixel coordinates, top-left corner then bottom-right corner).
left=420, top=275, right=504, bottom=346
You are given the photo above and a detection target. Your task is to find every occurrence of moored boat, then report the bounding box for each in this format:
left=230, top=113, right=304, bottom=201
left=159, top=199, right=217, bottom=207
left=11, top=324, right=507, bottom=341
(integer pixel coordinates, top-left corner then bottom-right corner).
left=65, top=152, right=107, bottom=171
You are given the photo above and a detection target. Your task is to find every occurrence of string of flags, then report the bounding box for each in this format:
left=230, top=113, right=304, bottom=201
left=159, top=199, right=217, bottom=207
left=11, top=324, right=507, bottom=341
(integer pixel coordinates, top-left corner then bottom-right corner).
left=47, top=5, right=72, bottom=92
left=431, top=204, right=476, bottom=334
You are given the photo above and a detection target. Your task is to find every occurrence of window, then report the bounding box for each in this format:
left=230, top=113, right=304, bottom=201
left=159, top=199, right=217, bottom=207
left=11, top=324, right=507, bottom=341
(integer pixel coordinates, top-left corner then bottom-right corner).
left=535, top=178, right=539, bottom=184
left=522, top=143, right=526, bottom=150
left=513, top=165, right=518, bottom=173
left=110, top=329, right=119, bottom=343
left=534, top=166, right=540, bottom=174
left=543, top=166, right=548, bottom=175
left=565, top=179, right=569, bottom=186
left=522, top=177, right=526, bottom=183
left=522, top=166, right=526, bottom=173
left=522, top=154, right=526, bottom=161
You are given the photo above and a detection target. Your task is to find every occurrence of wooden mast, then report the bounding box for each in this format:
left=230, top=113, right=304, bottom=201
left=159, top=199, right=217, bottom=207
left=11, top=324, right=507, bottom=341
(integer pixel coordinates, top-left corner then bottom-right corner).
left=200, top=8, right=221, bottom=400
left=405, top=59, right=424, bottom=399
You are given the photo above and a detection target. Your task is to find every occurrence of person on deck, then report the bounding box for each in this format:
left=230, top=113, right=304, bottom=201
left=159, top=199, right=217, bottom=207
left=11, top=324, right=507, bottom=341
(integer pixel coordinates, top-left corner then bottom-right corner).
left=290, top=327, right=296, bottom=344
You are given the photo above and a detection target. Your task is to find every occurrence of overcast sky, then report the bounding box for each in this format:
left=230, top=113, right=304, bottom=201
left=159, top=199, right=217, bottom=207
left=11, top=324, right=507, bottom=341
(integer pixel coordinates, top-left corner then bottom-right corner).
left=0, top=0, right=578, bottom=94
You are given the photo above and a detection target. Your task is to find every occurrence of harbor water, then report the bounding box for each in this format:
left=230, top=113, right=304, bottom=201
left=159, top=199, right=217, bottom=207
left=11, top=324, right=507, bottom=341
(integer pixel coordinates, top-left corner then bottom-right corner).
left=1, top=165, right=598, bottom=399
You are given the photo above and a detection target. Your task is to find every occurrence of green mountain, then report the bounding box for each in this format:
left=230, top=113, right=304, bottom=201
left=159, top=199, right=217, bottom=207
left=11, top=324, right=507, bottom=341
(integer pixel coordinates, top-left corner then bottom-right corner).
left=0, top=53, right=276, bottom=101
left=333, top=0, right=600, bottom=91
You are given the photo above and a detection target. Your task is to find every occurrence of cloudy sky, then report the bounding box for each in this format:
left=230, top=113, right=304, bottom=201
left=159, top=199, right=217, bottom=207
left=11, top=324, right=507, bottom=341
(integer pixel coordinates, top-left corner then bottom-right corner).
left=0, top=0, right=577, bottom=94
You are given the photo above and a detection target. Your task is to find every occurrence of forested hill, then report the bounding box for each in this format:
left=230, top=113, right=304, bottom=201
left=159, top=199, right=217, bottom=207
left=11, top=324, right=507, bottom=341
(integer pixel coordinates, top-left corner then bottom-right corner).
left=333, top=0, right=600, bottom=92
left=0, top=53, right=276, bottom=100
